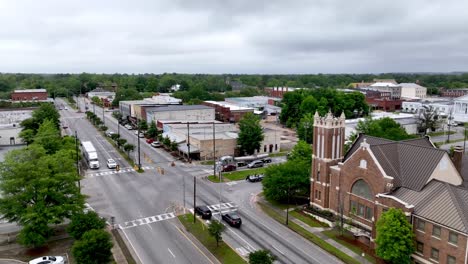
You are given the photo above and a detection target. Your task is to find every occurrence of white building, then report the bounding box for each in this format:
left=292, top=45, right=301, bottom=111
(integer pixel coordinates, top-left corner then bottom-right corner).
left=400, top=83, right=427, bottom=99
left=402, top=101, right=453, bottom=117
left=147, top=105, right=215, bottom=125
left=369, top=82, right=402, bottom=99
left=345, top=112, right=419, bottom=139
left=453, top=95, right=468, bottom=124
left=0, top=109, right=33, bottom=145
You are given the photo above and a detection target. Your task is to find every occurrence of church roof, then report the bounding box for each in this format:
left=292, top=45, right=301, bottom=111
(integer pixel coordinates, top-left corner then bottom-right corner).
left=345, top=135, right=446, bottom=191
left=392, top=180, right=468, bottom=233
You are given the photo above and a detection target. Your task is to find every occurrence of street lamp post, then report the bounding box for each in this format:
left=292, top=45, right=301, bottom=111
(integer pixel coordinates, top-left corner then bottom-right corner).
left=286, top=183, right=290, bottom=225
left=137, top=120, right=141, bottom=170
left=187, top=123, right=191, bottom=163
left=219, top=170, right=223, bottom=220
left=213, top=123, right=216, bottom=177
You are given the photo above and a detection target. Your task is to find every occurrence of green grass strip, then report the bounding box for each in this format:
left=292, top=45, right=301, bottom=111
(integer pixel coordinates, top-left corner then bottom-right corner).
left=258, top=202, right=361, bottom=264
left=322, top=230, right=377, bottom=263
left=207, top=168, right=266, bottom=182
left=289, top=210, right=329, bottom=228
left=178, top=214, right=247, bottom=264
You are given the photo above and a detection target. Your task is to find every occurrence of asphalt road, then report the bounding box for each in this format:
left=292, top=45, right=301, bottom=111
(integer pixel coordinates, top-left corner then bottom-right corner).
left=62, top=98, right=342, bottom=264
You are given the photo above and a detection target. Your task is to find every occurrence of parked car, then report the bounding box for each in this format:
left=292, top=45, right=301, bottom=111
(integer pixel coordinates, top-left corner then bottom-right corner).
left=262, top=157, right=272, bottom=163
left=246, top=174, right=264, bottom=182
left=222, top=164, right=237, bottom=172
left=247, top=160, right=264, bottom=168
left=125, top=124, right=133, bottom=130
left=146, top=138, right=154, bottom=144
left=138, top=132, right=145, bottom=138
left=64, top=107, right=68, bottom=110
left=105, top=131, right=115, bottom=137
left=195, top=205, right=212, bottom=219
left=151, top=141, right=161, bottom=148
left=29, top=256, right=65, bottom=264
left=107, top=159, right=117, bottom=169
left=222, top=212, right=242, bottom=227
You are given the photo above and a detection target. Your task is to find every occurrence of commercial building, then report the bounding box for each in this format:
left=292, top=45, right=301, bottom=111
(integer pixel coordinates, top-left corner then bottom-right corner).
left=203, top=101, right=254, bottom=123
left=87, top=88, right=116, bottom=107
left=400, top=83, right=427, bottom=99
left=146, top=105, right=215, bottom=126
left=119, top=94, right=182, bottom=121
left=0, top=108, right=33, bottom=145
left=11, top=89, right=48, bottom=101
left=453, top=95, right=468, bottom=124
left=369, top=82, right=402, bottom=99
left=440, top=88, right=468, bottom=98
left=310, top=111, right=468, bottom=264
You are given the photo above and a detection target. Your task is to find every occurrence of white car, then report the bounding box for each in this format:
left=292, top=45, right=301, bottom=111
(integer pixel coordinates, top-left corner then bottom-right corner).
left=125, top=124, right=133, bottom=130
left=138, top=132, right=145, bottom=138
left=105, top=131, right=116, bottom=137
left=29, top=256, right=64, bottom=264
left=151, top=141, right=161, bottom=148
left=107, top=159, right=117, bottom=169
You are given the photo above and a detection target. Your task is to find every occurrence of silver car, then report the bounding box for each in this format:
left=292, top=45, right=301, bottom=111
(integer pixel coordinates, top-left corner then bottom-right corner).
left=107, top=159, right=117, bottom=169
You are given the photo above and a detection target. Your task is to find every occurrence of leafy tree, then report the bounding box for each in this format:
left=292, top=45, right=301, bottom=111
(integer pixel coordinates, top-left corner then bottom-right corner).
left=280, top=91, right=303, bottom=127
left=91, top=96, right=101, bottom=105
left=147, top=121, right=158, bottom=138
left=417, top=106, right=440, bottom=135
left=249, top=250, right=276, bottom=264
left=68, top=211, right=106, bottom=240
left=32, top=103, right=60, bottom=129
left=123, top=143, right=135, bottom=154
left=100, top=125, right=108, bottom=132
left=262, top=159, right=310, bottom=202
left=33, top=119, right=62, bottom=155
left=238, top=113, right=264, bottom=155
left=0, top=145, right=84, bottom=247
left=72, top=229, right=113, bottom=264
left=117, top=138, right=127, bottom=148
left=375, top=208, right=415, bottom=264
left=297, top=113, right=314, bottom=144
left=162, top=135, right=171, bottom=147
left=299, top=95, right=318, bottom=116
left=112, top=87, right=142, bottom=107
left=138, top=120, right=148, bottom=131
left=208, top=220, right=225, bottom=247
left=19, top=129, right=35, bottom=145
left=287, top=140, right=312, bottom=164
left=170, top=140, right=178, bottom=151
left=354, top=117, right=415, bottom=141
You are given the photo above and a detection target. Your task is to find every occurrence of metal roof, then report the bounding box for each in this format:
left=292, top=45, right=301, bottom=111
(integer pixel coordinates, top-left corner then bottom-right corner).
left=13, top=89, right=47, bottom=93
left=146, top=105, right=213, bottom=112
left=345, top=135, right=445, bottom=191
left=392, top=180, right=468, bottom=233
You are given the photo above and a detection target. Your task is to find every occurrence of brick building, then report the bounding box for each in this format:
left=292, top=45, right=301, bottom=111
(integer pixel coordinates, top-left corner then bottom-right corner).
left=203, top=101, right=254, bottom=123
left=440, top=88, right=468, bottom=98
left=11, top=89, right=48, bottom=101
left=311, top=111, right=468, bottom=264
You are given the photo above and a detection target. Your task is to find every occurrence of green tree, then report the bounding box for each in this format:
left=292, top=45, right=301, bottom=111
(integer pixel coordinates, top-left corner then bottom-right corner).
left=248, top=250, right=276, bottom=264
left=208, top=220, right=225, bottom=247
left=0, top=145, right=84, bottom=247
left=19, top=129, right=35, bottom=145
left=147, top=121, right=158, bottom=138
left=238, top=113, right=264, bottom=155
left=138, top=120, right=148, bottom=131
left=117, top=138, right=127, bottom=148
left=355, top=117, right=415, bottom=141
left=287, top=140, right=312, bottom=164
left=72, top=229, right=113, bottom=264
left=417, top=106, right=440, bottom=135
left=280, top=91, right=303, bottom=127
left=375, top=208, right=415, bottom=264
left=34, top=119, right=62, bottom=154
left=32, top=103, right=61, bottom=129
left=297, top=113, right=314, bottom=144
left=123, top=143, right=135, bottom=154
left=67, top=211, right=106, bottom=240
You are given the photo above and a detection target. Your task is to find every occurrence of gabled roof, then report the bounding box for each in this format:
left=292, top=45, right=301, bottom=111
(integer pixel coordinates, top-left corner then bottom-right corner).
left=345, top=135, right=446, bottom=191
left=392, top=180, right=468, bottom=233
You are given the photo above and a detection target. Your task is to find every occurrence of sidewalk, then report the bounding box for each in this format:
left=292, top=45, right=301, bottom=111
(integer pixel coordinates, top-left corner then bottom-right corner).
left=258, top=197, right=372, bottom=264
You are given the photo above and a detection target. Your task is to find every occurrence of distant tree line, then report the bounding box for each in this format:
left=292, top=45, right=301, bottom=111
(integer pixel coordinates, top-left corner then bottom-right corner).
left=2, top=72, right=468, bottom=101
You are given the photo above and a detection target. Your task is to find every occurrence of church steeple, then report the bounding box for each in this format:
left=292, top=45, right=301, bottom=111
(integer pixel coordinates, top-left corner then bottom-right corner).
left=313, top=111, right=346, bottom=160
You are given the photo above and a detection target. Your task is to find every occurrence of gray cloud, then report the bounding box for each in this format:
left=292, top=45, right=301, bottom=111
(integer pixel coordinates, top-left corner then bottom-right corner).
left=0, top=0, right=467, bottom=73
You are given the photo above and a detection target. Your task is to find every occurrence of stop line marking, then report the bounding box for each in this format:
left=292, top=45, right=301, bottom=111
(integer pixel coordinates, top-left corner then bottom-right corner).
left=86, top=166, right=155, bottom=177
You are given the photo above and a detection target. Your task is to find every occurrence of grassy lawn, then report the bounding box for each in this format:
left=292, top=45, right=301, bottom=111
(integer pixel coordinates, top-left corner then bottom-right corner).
left=200, top=160, right=215, bottom=165
left=178, top=214, right=247, bottom=264
left=207, top=168, right=266, bottom=182
left=427, top=130, right=456, bottom=137
left=258, top=202, right=361, bottom=264
left=269, top=151, right=288, bottom=157
left=322, top=229, right=377, bottom=263
left=290, top=209, right=329, bottom=228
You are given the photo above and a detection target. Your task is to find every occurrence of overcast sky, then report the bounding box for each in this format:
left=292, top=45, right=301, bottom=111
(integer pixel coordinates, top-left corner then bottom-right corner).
left=1, top=0, right=468, bottom=74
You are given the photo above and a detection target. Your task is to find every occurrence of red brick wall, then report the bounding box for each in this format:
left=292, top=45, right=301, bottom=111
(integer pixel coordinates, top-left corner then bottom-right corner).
left=413, top=217, right=467, bottom=264
left=11, top=92, right=48, bottom=101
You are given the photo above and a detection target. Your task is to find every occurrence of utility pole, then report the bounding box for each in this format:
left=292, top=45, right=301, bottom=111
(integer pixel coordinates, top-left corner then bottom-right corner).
left=137, top=120, right=141, bottom=170
left=75, top=131, right=81, bottom=192
left=117, top=119, right=120, bottom=137
left=219, top=170, right=222, bottom=220
left=102, top=105, right=105, bottom=125
left=93, top=104, right=96, bottom=115
left=187, top=122, right=191, bottom=163
left=286, top=182, right=290, bottom=226
left=193, top=176, right=196, bottom=223
left=213, top=122, right=216, bottom=177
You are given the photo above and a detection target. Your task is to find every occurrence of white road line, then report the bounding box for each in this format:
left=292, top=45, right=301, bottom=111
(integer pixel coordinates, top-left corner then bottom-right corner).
left=228, top=228, right=256, bottom=252
left=272, top=245, right=285, bottom=255
left=168, top=248, right=176, bottom=258
left=121, top=229, right=144, bottom=264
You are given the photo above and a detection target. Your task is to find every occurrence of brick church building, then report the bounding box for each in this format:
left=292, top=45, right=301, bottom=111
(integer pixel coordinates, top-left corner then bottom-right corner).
left=310, top=111, right=468, bottom=264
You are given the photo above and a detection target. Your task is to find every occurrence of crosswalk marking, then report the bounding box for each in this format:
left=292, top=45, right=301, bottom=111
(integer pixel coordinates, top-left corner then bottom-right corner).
left=86, top=166, right=155, bottom=177
left=236, top=247, right=251, bottom=256
left=119, top=212, right=176, bottom=230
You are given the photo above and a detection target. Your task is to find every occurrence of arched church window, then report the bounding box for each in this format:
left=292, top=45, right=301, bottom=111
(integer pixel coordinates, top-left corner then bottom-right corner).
left=351, top=179, right=373, bottom=200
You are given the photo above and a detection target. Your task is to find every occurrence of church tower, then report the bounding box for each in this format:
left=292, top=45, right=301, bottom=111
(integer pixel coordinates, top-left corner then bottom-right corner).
left=310, top=110, right=346, bottom=209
